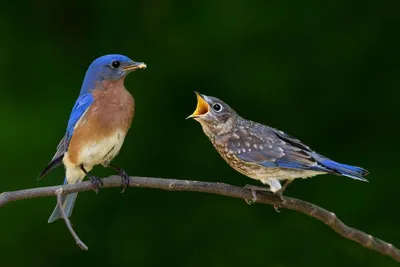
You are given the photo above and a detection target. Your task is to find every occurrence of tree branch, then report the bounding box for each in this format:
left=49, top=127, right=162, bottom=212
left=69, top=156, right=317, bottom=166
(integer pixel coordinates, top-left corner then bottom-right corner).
left=0, top=175, right=398, bottom=262
left=55, top=188, right=88, bottom=251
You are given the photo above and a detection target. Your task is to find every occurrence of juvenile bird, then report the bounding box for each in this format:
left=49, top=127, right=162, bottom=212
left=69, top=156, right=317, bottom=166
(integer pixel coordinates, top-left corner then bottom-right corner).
left=188, top=92, right=368, bottom=198
left=39, top=54, right=146, bottom=223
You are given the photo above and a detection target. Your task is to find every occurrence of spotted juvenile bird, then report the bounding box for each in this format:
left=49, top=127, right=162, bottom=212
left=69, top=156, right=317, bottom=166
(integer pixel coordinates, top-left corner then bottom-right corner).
left=39, top=54, right=146, bottom=223
left=188, top=92, right=368, bottom=196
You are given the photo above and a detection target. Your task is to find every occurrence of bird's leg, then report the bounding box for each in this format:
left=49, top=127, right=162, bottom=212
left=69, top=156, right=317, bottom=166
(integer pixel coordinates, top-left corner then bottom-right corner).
left=265, top=179, right=288, bottom=212
left=106, top=164, right=130, bottom=193
left=273, top=180, right=293, bottom=210
left=278, top=180, right=293, bottom=195
left=243, top=185, right=270, bottom=205
left=80, top=165, right=103, bottom=194
left=244, top=184, right=284, bottom=212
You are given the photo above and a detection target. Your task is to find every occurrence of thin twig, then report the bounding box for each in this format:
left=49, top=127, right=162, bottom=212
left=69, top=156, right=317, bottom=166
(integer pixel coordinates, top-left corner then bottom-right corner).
left=0, top=175, right=398, bottom=262
left=55, top=188, right=88, bottom=251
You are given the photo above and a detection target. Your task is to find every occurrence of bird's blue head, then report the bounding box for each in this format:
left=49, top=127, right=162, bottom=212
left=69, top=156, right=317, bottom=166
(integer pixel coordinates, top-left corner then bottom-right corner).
left=81, top=54, right=146, bottom=93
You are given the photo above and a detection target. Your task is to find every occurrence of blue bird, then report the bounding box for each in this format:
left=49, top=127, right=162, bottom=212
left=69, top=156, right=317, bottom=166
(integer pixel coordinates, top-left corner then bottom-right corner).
left=188, top=92, right=368, bottom=196
left=39, top=54, right=146, bottom=223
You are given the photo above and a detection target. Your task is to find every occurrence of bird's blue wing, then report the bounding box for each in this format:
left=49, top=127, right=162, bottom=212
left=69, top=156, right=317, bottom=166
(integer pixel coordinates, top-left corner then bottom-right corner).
left=39, top=93, right=94, bottom=179
left=229, top=121, right=368, bottom=181
left=236, top=129, right=330, bottom=172
left=235, top=128, right=367, bottom=180
left=66, top=93, right=94, bottom=143
left=237, top=145, right=326, bottom=171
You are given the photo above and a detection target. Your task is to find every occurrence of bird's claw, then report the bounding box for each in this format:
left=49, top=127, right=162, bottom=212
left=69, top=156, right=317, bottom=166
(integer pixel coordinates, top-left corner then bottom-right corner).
left=89, top=176, right=103, bottom=194
left=243, top=184, right=287, bottom=212
left=245, top=190, right=259, bottom=205
left=244, top=184, right=269, bottom=205
left=119, top=169, right=130, bottom=193
left=273, top=191, right=286, bottom=213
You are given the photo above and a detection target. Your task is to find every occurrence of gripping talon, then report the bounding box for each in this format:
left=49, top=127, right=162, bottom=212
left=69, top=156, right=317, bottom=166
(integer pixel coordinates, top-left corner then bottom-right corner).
left=105, top=164, right=130, bottom=193
left=89, top=176, right=103, bottom=194
left=244, top=184, right=269, bottom=205
left=245, top=190, right=259, bottom=205
left=273, top=191, right=286, bottom=212
left=274, top=205, right=281, bottom=213
left=119, top=170, right=130, bottom=193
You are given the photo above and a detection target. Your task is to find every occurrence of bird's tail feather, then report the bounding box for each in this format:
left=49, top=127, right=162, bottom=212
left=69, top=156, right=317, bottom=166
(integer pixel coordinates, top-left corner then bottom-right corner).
left=47, top=192, right=78, bottom=223
left=320, top=159, right=369, bottom=182
left=38, top=155, right=64, bottom=180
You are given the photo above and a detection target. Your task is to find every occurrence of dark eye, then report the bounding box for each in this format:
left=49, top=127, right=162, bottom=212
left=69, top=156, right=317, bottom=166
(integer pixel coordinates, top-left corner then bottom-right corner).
left=111, top=60, right=120, bottom=68
left=212, top=103, right=222, bottom=112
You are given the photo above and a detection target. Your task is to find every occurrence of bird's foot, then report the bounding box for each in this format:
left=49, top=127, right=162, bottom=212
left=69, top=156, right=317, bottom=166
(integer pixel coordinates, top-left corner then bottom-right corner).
left=268, top=180, right=292, bottom=212
left=89, top=176, right=103, bottom=194
left=118, top=169, right=130, bottom=193
left=272, top=190, right=287, bottom=213
left=104, top=164, right=130, bottom=193
left=244, top=185, right=270, bottom=205
left=243, top=184, right=286, bottom=212
left=273, top=192, right=283, bottom=213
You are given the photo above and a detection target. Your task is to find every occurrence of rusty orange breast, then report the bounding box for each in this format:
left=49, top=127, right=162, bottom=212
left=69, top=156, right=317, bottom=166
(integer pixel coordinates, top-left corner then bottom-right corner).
left=67, top=78, right=135, bottom=165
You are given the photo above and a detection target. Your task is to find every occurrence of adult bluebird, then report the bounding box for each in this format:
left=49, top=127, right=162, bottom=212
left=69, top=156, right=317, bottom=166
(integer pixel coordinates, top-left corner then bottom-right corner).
left=188, top=92, right=368, bottom=196
left=39, top=54, right=146, bottom=223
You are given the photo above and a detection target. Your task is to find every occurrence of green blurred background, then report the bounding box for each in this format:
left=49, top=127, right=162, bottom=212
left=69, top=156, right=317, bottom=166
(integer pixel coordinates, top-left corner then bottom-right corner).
left=1, top=0, right=399, bottom=266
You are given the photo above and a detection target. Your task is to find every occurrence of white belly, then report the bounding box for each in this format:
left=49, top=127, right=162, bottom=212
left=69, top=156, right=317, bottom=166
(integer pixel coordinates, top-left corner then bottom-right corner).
left=252, top=169, right=326, bottom=181
left=248, top=169, right=325, bottom=193
left=80, top=130, right=126, bottom=166
left=63, top=130, right=126, bottom=184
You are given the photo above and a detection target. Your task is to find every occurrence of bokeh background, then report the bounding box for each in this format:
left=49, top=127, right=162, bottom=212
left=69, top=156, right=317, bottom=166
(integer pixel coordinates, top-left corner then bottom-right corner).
left=1, top=0, right=399, bottom=266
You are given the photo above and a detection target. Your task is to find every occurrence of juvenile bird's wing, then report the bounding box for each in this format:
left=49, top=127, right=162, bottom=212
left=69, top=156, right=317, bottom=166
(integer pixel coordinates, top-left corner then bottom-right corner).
left=236, top=125, right=368, bottom=180
left=38, top=93, right=94, bottom=179
left=235, top=125, right=331, bottom=173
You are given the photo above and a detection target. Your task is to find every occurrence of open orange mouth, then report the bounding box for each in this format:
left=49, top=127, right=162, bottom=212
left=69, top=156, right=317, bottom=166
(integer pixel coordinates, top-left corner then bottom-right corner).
left=188, top=92, right=209, bottom=118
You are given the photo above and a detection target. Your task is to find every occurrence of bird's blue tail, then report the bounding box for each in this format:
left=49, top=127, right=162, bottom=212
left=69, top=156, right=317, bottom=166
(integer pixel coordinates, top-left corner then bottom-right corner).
left=47, top=179, right=79, bottom=223
left=320, top=159, right=369, bottom=182
left=47, top=192, right=78, bottom=223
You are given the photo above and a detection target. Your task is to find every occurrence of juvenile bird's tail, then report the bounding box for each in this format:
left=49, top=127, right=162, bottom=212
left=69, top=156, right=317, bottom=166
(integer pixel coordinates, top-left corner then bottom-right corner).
left=48, top=179, right=79, bottom=223
left=320, top=159, right=369, bottom=182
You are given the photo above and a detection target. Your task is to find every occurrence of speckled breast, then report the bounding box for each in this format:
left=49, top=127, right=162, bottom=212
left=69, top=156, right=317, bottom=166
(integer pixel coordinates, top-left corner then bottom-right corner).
left=211, top=138, right=268, bottom=179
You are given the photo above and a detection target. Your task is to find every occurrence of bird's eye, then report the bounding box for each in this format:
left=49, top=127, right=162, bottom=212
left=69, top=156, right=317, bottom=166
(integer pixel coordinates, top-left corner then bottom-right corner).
left=212, top=103, right=222, bottom=112
left=111, top=60, right=120, bottom=68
